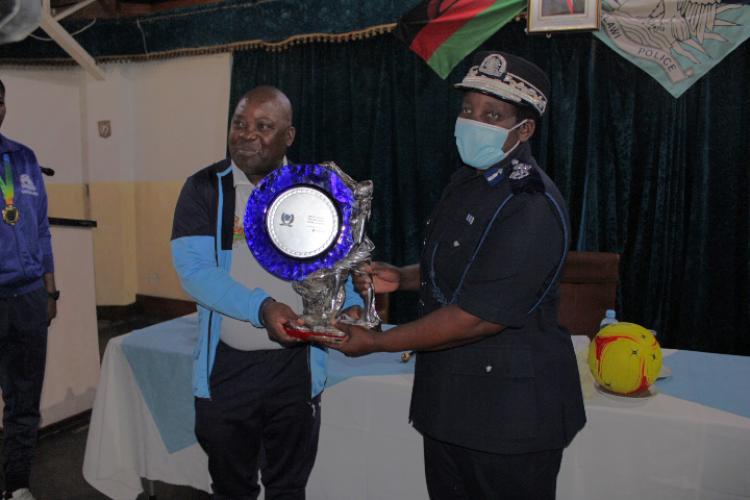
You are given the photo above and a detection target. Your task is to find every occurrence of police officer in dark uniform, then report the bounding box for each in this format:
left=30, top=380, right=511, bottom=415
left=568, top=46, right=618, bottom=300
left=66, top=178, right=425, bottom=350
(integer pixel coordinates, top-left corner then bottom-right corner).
left=329, top=52, right=586, bottom=499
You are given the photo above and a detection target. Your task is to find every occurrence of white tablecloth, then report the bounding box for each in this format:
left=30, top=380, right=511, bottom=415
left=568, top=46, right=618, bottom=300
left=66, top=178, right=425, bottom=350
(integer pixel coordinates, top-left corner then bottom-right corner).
left=83, top=321, right=750, bottom=500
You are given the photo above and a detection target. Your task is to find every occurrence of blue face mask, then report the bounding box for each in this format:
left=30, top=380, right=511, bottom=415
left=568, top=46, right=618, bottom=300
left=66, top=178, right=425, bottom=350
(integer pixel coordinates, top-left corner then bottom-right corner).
left=454, top=117, right=526, bottom=170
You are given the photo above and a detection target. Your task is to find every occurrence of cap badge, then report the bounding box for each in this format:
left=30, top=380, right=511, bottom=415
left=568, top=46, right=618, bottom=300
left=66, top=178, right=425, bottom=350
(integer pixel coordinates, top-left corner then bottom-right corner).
left=478, top=53, right=507, bottom=79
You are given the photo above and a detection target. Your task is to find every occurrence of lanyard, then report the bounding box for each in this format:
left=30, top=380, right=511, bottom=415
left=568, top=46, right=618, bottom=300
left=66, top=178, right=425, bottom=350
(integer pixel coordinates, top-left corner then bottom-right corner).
left=0, top=153, right=13, bottom=207
left=0, top=153, right=20, bottom=225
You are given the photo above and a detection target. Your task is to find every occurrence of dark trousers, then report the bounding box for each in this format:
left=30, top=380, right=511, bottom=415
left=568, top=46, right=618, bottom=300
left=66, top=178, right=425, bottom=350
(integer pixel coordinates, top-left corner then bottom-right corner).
left=195, top=342, right=320, bottom=500
left=423, top=434, right=563, bottom=500
left=0, top=287, right=48, bottom=494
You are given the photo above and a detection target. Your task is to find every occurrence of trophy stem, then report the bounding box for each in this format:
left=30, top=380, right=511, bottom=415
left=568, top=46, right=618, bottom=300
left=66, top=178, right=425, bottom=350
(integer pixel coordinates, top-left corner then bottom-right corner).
left=362, top=284, right=380, bottom=328
left=340, top=266, right=381, bottom=330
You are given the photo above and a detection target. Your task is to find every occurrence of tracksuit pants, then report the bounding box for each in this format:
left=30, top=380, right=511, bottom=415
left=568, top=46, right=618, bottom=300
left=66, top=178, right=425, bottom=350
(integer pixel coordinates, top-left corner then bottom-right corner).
left=0, top=286, right=48, bottom=494
left=195, top=342, right=320, bottom=500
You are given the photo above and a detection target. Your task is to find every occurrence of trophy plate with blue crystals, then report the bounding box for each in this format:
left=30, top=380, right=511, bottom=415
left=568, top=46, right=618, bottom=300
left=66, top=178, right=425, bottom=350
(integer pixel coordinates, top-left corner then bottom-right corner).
left=245, top=162, right=380, bottom=340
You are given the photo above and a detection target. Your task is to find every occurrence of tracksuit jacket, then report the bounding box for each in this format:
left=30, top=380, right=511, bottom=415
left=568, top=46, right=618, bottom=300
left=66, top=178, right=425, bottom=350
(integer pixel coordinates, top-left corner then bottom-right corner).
left=171, top=158, right=362, bottom=399
left=0, top=135, right=53, bottom=297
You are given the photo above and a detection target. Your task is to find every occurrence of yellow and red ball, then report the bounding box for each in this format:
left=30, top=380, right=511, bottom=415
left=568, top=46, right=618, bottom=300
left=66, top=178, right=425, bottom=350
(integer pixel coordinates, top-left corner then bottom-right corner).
left=587, top=322, right=662, bottom=395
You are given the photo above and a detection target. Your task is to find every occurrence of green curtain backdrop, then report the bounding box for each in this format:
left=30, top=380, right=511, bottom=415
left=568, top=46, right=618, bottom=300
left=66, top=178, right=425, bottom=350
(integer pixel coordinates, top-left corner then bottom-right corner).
left=0, top=0, right=416, bottom=61
left=230, top=22, right=750, bottom=356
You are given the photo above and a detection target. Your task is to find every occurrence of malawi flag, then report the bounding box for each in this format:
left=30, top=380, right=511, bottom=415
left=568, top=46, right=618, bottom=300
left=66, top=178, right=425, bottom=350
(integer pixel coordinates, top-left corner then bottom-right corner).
left=395, top=0, right=526, bottom=79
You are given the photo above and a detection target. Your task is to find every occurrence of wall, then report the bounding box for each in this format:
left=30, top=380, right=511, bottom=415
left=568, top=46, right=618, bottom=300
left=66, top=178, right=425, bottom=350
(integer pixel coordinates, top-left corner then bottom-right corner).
left=130, top=54, right=232, bottom=299
left=1, top=67, right=87, bottom=219
left=0, top=52, right=232, bottom=304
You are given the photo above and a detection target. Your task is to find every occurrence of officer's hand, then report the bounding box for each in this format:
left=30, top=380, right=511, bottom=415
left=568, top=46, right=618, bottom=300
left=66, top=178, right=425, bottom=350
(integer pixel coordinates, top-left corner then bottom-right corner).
left=321, top=322, right=377, bottom=357
left=353, top=262, right=400, bottom=295
left=261, top=300, right=303, bottom=347
left=47, top=297, right=57, bottom=326
left=301, top=307, right=363, bottom=345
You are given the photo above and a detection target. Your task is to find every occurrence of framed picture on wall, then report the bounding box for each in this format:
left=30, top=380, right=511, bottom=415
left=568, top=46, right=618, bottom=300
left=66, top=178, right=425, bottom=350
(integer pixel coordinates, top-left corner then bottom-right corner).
left=527, top=0, right=601, bottom=33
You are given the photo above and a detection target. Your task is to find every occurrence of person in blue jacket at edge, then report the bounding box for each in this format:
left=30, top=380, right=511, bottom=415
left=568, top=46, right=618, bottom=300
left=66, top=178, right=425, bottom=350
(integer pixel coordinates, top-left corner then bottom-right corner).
left=325, top=52, right=587, bottom=500
left=171, top=85, right=363, bottom=500
left=0, top=79, right=59, bottom=500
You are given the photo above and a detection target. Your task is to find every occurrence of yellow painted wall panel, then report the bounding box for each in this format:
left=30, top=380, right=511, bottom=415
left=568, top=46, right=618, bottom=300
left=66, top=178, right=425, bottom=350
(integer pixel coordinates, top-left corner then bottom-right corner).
left=89, top=182, right=137, bottom=305
left=46, top=183, right=87, bottom=220
left=135, top=180, right=190, bottom=301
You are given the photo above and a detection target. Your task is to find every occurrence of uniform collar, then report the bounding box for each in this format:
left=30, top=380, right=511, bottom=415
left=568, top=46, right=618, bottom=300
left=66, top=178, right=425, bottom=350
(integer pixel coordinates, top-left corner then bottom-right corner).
left=482, top=141, right=533, bottom=187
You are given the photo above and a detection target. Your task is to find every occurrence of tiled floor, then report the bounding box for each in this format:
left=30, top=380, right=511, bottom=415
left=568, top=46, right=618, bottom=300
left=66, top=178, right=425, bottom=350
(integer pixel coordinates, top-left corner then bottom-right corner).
left=1, top=314, right=210, bottom=500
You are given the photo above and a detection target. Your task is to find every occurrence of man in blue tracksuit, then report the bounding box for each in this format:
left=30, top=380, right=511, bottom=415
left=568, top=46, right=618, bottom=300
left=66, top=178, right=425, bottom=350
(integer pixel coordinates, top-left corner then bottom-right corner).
left=171, top=86, right=362, bottom=499
left=0, top=79, right=59, bottom=500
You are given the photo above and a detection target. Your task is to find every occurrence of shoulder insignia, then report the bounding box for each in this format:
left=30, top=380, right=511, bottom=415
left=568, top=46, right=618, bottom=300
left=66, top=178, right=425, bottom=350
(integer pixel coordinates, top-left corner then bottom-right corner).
left=509, top=162, right=531, bottom=180
left=509, top=162, right=545, bottom=194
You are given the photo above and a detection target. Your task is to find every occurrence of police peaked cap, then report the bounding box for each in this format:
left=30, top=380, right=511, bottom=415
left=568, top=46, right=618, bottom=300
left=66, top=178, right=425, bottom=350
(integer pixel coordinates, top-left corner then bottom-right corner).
left=455, top=51, right=550, bottom=117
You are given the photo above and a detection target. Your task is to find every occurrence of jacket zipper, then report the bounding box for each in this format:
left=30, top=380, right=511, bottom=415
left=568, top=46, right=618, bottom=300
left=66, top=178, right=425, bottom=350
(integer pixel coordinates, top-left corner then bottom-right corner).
left=206, top=311, right=213, bottom=399
left=206, top=172, right=223, bottom=400
left=306, top=345, right=316, bottom=419
left=12, top=227, right=29, bottom=280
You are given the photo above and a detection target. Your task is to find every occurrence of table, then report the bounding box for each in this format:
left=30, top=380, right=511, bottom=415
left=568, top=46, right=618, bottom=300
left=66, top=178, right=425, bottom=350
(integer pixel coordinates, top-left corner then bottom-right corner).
left=83, top=315, right=750, bottom=499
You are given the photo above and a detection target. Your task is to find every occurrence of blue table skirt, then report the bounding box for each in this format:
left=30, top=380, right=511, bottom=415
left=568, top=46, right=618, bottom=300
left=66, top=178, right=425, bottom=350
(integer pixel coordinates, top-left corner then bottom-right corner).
left=120, top=315, right=412, bottom=453
left=120, top=315, right=750, bottom=454
left=655, top=350, right=750, bottom=420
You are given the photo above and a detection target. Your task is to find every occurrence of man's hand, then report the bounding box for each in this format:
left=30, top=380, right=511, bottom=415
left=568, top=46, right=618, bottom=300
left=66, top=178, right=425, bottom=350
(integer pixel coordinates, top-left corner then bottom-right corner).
left=44, top=273, right=57, bottom=326
left=260, top=300, right=303, bottom=347
left=47, top=297, right=57, bottom=326
left=322, top=322, right=378, bottom=357
left=353, top=262, right=401, bottom=295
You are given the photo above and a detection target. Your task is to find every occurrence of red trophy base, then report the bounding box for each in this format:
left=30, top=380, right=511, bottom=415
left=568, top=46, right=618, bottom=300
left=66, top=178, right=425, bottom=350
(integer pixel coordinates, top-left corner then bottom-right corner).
left=284, top=325, right=346, bottom=342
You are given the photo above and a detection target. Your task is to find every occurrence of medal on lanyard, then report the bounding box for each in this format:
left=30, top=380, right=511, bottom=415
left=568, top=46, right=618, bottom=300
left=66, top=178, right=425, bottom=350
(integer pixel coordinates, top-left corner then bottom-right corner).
left=1, top=154, right=20, bottom=225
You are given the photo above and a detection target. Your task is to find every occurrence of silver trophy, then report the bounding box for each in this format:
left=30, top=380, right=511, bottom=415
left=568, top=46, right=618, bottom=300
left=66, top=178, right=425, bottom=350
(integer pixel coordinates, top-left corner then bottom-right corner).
left=246, top=162, right=381, bottom=340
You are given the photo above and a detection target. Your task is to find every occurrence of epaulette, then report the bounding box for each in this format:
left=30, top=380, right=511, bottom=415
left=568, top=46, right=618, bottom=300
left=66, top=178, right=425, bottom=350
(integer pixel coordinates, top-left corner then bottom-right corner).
left=509, top=159, right=545, bottom=194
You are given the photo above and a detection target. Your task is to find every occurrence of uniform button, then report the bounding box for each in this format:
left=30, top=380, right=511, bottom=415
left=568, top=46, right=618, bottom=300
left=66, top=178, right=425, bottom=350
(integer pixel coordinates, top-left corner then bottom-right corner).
left=453, top=240, right=460, bottom=247
left=485, top=365, right=493, bottom=373
left=421, top=280, right=427, bottom=287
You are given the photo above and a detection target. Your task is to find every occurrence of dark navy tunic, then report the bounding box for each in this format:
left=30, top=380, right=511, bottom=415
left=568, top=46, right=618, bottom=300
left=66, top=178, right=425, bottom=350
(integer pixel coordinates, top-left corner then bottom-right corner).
left=409, top=142, right=586, bottom=454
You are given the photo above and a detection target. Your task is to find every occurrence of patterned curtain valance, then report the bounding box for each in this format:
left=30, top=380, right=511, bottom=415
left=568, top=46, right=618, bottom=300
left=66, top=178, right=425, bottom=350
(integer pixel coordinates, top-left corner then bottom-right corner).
left=0, top=0, right=411, bottom=64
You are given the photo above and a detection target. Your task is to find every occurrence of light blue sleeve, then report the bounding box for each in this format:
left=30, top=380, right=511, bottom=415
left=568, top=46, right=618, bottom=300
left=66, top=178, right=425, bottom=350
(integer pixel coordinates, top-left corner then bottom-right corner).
left=172, top=236, right=269, bottom=327
left=342, top=276, right=364, bottom=310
